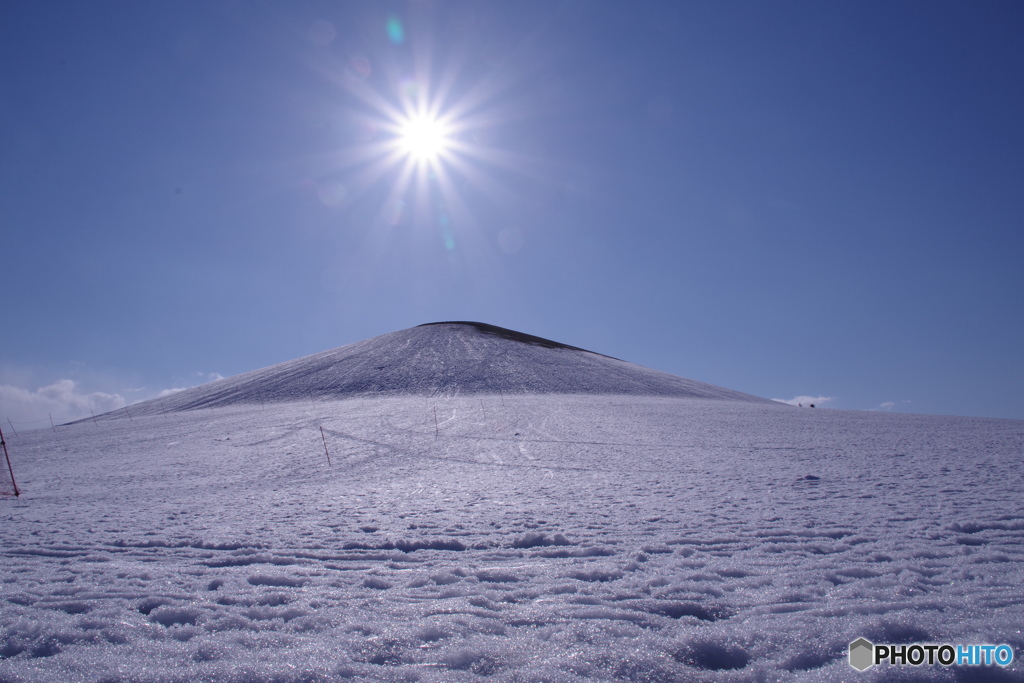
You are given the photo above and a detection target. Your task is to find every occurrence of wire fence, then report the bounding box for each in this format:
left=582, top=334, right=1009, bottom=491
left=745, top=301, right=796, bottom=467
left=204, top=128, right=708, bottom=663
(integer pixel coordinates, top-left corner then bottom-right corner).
left=0, top=413, right=64, bottom=434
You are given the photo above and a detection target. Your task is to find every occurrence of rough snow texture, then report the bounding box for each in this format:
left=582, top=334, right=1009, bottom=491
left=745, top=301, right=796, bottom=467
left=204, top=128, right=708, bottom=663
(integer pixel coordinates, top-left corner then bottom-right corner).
left=120, top=323, right=768, bottom=416
left=2, top=395, right=1023, bottom=682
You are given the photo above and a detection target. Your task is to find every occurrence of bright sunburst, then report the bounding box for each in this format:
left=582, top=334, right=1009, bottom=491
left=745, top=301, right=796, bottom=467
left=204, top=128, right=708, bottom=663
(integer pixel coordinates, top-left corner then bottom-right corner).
left=398, top=115, right=450, bottom=162
left=317, top=10, right=551, bottom=271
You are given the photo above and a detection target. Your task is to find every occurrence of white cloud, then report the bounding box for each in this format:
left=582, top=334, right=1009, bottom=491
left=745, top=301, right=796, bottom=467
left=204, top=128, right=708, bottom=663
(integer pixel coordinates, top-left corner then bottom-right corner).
left=878, top=400, right=912, bottom=412
left=772, top=395, right=835, bottom=408
left=153, top=372, right=224, bottom=400
left=0, top=379, right=126, bottom=427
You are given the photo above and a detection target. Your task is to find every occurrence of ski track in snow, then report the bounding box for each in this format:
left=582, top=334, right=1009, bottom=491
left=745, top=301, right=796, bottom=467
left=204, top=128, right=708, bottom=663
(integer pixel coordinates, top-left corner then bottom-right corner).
left=1, top=395, right=1022, bottom=682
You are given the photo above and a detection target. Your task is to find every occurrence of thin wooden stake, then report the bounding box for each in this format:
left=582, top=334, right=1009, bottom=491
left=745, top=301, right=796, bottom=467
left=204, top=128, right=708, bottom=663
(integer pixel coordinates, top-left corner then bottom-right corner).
left=0, top=427, right=19, bottom=497
left=49, top=413, right=55, bottom=432
left=7, top=418, right=17, bottom=438
left=90, top=410, right=98, bottom=426
left=433, top=406, right=439, bottom=438
left=123, top=406, right=133, bottom=422
left=319, top=426, right=331, bottom=466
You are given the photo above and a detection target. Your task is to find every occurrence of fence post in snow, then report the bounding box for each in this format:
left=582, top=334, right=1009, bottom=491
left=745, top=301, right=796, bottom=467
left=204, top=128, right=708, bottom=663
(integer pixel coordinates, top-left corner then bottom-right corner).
left=0, top=427, right=19, bottom=497
left=319, top=426, right=331, bottom=466
left=433, top=406, right=438, bottom=438
left=49, top=413, right=55, bottom=432
left=7, top=418, right=17, bottom=438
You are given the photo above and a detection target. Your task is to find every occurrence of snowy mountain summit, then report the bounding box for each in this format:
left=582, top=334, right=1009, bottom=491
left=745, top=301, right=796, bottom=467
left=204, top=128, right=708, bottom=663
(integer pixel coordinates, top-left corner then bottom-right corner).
left=139, top=322, right=767, bottom=414
left=6, top=326, right=1022, bottom=681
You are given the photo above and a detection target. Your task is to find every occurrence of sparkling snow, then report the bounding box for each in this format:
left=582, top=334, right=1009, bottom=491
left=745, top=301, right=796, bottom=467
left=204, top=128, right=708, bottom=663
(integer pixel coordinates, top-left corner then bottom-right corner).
left=2, top=394, right=1022, bottom=682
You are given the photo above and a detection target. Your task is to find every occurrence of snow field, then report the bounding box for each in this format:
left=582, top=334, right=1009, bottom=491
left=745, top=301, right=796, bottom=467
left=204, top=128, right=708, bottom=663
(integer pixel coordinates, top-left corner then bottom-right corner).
left=1, top=395, right=1022, bottom=681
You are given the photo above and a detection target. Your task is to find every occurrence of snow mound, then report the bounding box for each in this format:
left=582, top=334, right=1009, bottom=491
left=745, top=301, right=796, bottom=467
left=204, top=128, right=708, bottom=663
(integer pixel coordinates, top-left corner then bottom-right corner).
left=126, top=322, right=768, bottom=414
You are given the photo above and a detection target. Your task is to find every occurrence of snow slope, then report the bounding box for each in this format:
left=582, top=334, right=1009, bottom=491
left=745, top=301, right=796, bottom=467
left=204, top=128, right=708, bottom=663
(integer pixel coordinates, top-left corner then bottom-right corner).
left=119, top=322, right=768, bottom=416
left=2, top=394, right=1023, bottom=682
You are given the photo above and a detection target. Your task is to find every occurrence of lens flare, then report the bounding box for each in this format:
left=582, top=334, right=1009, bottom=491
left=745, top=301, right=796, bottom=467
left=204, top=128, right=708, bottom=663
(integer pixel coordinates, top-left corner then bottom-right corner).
left=386, top=17, right=404, bottom=44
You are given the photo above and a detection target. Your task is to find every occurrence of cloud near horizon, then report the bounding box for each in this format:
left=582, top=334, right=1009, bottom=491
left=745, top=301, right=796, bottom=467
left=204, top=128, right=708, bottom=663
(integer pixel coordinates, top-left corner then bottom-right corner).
left=772, top=395, right=835, bottom=407
left=0, top=379, right=126, bottom=427
left=155, top=372, right=224, bottom=400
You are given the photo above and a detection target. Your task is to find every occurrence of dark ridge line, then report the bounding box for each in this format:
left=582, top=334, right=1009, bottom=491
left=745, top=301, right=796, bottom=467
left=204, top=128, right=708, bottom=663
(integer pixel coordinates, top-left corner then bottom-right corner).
left=417, top=321, right=621, bottom=360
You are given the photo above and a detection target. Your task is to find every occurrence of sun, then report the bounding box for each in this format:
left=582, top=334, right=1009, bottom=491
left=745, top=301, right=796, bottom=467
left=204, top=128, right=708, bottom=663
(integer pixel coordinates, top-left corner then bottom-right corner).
left=398, top=115, right=450, bottom=162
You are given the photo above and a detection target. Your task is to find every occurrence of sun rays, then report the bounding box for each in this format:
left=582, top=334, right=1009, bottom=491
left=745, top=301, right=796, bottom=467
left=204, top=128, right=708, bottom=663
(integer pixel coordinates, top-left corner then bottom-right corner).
left=298, top=8, right=569, bottom=304
left=397, top=114, right=451, bottom=163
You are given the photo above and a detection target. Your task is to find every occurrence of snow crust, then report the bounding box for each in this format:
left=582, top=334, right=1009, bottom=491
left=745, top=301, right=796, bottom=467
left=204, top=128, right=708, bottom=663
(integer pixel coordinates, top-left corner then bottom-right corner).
left=119, top=323, right=769, bottom=416
left=2, top=394, right=1022, bottom=681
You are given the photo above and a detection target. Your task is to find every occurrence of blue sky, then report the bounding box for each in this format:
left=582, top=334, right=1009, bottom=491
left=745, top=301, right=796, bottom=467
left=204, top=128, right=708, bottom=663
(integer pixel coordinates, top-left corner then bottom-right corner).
left=2, top=0, right=1022, bottom=424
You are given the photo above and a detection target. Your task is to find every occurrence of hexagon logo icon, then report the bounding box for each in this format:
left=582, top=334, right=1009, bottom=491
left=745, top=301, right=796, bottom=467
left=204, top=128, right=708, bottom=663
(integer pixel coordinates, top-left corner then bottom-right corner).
left=849, top=638, right=875, bottom=671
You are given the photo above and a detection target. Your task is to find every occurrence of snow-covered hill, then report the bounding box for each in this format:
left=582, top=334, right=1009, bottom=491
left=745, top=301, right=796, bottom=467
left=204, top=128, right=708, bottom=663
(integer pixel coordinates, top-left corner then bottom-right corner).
left=122, top=322, right=768, bottom=416
left=1, top=327, right=1022, bottom=681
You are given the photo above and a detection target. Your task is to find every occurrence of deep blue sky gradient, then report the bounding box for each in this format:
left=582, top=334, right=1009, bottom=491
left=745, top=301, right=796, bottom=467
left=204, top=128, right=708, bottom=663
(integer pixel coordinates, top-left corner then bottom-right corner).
left=2, top=1, right=1022, bottom=420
